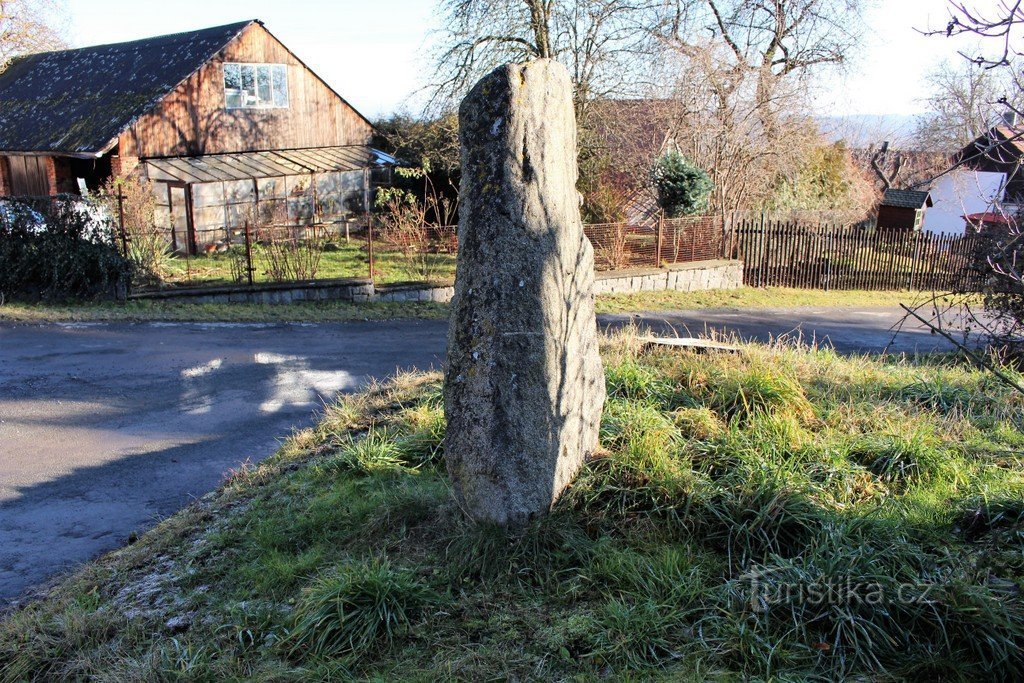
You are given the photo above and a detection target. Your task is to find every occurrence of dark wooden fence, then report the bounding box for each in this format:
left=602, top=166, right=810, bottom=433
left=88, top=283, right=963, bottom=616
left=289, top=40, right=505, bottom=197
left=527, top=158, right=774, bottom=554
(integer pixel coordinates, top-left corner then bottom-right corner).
left=725, top=215, right=986, bottom=291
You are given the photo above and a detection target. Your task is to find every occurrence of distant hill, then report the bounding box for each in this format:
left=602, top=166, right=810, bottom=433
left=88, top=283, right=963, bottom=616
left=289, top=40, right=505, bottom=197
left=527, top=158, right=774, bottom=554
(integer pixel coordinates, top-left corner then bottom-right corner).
left=817, top=114, right=921, bottom=148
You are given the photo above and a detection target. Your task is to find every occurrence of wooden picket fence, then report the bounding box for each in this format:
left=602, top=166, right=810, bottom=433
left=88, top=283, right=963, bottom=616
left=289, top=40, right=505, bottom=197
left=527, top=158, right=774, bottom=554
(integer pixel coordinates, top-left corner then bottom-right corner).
left=725, top=215, right=987, bottom=291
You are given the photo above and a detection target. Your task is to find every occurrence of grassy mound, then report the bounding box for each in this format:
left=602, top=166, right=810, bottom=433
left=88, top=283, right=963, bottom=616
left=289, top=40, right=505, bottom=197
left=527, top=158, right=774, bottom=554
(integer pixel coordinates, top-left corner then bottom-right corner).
left=3, top=334, right=1024, bottom=681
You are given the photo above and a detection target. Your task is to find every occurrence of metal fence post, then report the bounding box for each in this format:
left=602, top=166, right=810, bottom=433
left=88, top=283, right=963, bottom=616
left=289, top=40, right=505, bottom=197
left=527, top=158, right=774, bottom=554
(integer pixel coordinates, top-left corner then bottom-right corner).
left=244, top=220, right=254, bottom=287
left=367, top=213, right=375, bottom=282
left=116, top=191, right=128, bottom=258
left=655, top=213, right=664, bottom=267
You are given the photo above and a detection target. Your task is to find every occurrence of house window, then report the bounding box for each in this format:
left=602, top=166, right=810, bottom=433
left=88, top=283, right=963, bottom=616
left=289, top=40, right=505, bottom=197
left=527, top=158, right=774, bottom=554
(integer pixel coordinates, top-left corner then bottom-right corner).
left=224, top=63, right=288, bottom=109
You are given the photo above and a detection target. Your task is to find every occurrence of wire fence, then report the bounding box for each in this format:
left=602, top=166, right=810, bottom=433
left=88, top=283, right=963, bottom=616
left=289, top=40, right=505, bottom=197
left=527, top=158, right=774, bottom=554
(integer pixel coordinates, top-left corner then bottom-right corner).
left=370, top=215, right=727, bottom=280
left=0, top=193, right=995, bottom=294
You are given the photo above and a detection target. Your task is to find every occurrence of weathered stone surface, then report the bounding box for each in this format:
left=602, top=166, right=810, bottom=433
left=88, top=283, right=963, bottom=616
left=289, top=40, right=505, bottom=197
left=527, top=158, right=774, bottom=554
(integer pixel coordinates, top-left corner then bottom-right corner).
left=443, top=60, right=605, bottom=526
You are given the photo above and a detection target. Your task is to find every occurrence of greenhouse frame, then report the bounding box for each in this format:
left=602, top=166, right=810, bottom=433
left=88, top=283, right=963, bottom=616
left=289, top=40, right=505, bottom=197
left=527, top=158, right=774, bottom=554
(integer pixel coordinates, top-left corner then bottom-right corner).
left=143, top=145, right=394, bottom=253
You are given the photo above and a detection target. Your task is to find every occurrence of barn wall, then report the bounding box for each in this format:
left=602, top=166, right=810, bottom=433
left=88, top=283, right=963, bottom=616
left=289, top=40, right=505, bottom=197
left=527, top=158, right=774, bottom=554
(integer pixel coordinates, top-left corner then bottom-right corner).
left=0, top=157, right=10, bottom=195
left=3, top=155, right=52, bottom=195
left=119, top=23, right=372, bottom=159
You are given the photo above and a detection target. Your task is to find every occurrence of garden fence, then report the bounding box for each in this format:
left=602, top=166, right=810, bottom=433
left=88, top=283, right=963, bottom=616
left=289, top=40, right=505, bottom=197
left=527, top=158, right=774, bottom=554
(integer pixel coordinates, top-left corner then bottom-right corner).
left=724, top=215, right=988, bottom=291
left=0, top=194, right=995, bottom=293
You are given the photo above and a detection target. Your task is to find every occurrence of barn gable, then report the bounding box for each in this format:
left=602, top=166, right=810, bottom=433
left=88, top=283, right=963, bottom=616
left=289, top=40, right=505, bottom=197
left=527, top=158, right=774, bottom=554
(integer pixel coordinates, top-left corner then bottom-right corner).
left=0, top=20, right=373, bottom=160
left=120, top=21, right=373, bottom=158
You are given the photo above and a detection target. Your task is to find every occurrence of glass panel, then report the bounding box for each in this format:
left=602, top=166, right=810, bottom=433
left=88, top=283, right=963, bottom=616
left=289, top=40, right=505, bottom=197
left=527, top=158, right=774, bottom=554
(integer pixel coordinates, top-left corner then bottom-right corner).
left=224, top=64, right=241, bottom=109
left=225, top=203, right=250, bottom=229
left=240, top=65, right=256, bottom=107
left=223, top=63, right=287, bottom=108
left=223, top=179, right=254, bottom=202
left=224, top=64, right=243, bottom=109
left=285, top=176, right=314, bottom=226
left=316, top=172, right=346, bottom=220
left=153, top=205, right=171, bottom=229
left=168, top=186, right=189, bottom=251
left=257, top=65, right=272, bottom=105
left=257, top=176, right=285, bottom=199
left=272, top=65, right=288, bottom=107
left=340, top=170, right=363, bottom=194
left=286, top=174, right=311, bottom=196
left=288, top=195, right=314, bottom=226
left=258, top=197, right=288, bottom=225
left=152, top=182, right=170, bottom=206
left=192, top=181, right=224, bottom=208
left=192, top=206, right=226, bottom=233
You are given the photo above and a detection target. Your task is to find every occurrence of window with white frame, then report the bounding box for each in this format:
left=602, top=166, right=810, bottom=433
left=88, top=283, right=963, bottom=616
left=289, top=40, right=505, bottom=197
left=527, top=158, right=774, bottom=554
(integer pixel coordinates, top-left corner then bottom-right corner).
left=223, top=63, right=288, bottom=109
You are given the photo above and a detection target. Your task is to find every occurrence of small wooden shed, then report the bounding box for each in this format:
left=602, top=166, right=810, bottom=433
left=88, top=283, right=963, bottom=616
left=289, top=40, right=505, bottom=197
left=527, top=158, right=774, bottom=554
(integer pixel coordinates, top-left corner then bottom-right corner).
left=877, top=189, right=932, bottom=232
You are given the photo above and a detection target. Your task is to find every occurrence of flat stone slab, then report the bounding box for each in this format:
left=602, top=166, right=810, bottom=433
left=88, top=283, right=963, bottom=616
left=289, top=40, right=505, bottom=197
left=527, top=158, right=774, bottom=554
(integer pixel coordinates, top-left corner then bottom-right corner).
left=638, top=336, right=742, bottom=353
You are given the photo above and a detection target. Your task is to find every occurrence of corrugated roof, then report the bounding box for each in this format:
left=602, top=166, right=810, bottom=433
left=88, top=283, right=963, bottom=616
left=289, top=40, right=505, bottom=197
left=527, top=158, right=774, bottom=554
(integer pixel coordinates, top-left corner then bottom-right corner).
left=143, top=146, right=390, bottom=183
left=0, top=20, right=255, bottom=156
left=881, top=188, right=931, bottom=209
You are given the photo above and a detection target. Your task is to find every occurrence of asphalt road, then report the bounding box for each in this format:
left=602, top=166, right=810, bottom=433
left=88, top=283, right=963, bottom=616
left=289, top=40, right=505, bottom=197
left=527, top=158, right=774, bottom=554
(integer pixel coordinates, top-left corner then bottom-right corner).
left=0, top=306, right=957, bottom=604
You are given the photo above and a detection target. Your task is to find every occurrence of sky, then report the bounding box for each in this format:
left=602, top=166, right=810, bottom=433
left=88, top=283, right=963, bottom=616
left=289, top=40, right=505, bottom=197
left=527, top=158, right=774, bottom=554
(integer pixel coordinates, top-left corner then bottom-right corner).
left=63, top=0, right=1007, bottom=121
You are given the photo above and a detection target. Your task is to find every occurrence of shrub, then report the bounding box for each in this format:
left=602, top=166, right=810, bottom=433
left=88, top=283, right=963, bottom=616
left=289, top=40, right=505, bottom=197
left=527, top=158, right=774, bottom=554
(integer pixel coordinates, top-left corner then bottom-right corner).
left=98, top=175, right=168, bottom=284
left=650, top=151, right=713, bottom=218
left=581, top=180, right=628, bottom=224
left=0, top=196, right=132, bottom=302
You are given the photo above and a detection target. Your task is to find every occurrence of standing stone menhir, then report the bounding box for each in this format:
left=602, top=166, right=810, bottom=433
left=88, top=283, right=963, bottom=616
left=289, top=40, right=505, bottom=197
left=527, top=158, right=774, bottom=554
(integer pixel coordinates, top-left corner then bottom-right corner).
left=443, top=59, right=605, bottom=527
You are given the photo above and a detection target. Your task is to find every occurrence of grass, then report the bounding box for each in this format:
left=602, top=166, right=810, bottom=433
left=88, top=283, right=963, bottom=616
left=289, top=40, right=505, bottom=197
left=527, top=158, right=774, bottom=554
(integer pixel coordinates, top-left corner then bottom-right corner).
left=0, top=287, right=955, bottom=324
left=160, top=241, right=456, bottom=289
left=0, top=299, right=450, bottom=323
left=594, top=287, right=964, bottom=314
left=3, top=334, right=1023, bottom=680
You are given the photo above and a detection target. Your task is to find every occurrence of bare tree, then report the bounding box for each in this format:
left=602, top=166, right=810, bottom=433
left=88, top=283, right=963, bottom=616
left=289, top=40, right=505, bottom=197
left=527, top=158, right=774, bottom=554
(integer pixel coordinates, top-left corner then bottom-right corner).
left=652, top=0, right=865, bottom=138
left=429, top=0, right=658, bottom=119
left=939, top=1, right=1024, bottom=69
left=0, top=0, right=67, bottom=70
left=914, top=58, right=1023, bottom=152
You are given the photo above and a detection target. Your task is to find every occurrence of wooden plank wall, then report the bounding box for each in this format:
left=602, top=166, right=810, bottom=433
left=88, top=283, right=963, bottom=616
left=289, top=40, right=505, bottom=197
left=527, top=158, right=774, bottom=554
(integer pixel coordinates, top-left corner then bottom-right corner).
left=3, top=155, right=49, bottom=196
left=726, top=214, right=985, bottom=291
left=119, top=23, right=372, bottom=158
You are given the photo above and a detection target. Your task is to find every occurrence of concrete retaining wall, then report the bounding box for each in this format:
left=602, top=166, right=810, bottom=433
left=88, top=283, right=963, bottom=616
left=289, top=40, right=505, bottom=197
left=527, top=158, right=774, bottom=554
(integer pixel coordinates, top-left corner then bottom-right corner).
left=594, top=259, right=743, bottom=296
left=129, top=259, right=742, bottom=305
left=130, top=279, right=375, bottom=305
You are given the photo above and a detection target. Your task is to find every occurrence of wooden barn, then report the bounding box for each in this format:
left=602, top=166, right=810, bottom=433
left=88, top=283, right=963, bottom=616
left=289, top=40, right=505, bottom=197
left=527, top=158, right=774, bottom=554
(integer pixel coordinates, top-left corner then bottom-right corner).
left=0, top=20, right=392, bottom=252
left=877, top=189, right=932, bottom=232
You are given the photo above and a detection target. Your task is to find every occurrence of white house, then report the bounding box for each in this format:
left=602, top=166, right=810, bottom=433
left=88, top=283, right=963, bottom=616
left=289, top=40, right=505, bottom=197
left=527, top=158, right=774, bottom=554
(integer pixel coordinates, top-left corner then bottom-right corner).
left=921, top=169, right=1006, bottom=236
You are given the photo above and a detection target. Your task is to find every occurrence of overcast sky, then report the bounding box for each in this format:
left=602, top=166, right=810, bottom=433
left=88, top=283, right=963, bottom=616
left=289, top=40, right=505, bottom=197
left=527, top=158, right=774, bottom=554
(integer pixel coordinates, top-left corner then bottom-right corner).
left=65, top=0, right=1003, bottom=120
